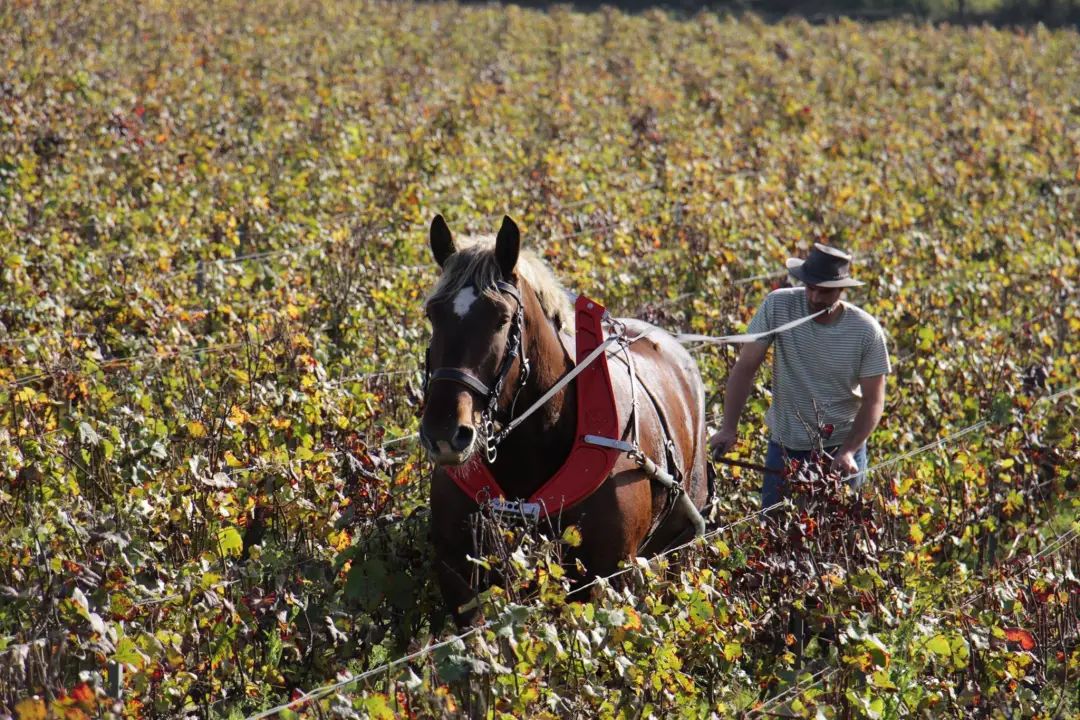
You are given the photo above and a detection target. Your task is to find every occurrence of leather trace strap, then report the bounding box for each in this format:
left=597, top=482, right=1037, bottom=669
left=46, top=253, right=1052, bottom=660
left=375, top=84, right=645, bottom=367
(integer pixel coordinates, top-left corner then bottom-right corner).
left=446, top=294, right=621, bottom=517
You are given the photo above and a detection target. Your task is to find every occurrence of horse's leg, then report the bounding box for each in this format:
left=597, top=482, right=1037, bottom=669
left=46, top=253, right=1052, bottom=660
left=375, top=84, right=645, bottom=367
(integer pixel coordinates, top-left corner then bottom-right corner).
left=429, top=472, right=482, bottom=628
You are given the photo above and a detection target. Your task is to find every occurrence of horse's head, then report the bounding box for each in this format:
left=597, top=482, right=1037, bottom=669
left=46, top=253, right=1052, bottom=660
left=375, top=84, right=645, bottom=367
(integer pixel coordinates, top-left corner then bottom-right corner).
left=420, top=214, right=528, bottom=466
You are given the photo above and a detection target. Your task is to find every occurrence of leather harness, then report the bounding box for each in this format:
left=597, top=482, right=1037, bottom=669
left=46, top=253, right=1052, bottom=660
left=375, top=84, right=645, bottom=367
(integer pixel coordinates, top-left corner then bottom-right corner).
left=437, top=294, right=622, bottom=517
left=424, top=285, right=709, bottom=539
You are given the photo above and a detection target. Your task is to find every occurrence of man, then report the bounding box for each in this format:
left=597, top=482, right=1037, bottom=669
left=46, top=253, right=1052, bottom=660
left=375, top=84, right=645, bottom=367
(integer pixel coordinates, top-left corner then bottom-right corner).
left=709, top=243, right=890, bottom=509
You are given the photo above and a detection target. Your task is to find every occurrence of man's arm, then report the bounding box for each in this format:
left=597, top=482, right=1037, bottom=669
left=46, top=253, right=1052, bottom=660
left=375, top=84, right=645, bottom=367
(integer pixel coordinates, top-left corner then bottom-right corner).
left=708, top=341, right=769, bottom=458
left=831, top=373, right=886, bottom=475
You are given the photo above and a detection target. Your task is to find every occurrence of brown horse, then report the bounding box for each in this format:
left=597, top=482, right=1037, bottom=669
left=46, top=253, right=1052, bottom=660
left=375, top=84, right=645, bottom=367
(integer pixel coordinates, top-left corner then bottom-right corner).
left=420, top=214, right=710, bottom=626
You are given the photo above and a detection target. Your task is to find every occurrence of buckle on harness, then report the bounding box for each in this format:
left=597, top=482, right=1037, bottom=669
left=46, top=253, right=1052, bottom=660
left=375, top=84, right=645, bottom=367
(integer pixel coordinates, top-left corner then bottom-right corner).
left=489, top=499, right=542, bottom=523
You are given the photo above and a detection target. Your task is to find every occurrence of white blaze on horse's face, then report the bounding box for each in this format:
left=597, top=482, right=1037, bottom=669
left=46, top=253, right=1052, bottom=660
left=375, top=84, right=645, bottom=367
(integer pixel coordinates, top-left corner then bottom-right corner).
left=452, top=287, right=478, bottom=319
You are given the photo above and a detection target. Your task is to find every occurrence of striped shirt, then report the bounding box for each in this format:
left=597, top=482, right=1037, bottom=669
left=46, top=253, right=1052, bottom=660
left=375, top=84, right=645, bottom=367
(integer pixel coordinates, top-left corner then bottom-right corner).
left=747, top=288, right=891, bottom=450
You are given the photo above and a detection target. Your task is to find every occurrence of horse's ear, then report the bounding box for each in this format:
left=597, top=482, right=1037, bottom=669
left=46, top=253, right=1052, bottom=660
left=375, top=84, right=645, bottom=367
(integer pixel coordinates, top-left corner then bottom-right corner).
left=495, top=215, right=520, bottom=279
left=430, top=214, right=456, bottom=268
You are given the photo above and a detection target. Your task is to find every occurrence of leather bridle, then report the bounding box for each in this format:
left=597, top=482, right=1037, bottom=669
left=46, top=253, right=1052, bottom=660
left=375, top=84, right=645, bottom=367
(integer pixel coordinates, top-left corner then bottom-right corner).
left=423, top=280, right=531, bottom=462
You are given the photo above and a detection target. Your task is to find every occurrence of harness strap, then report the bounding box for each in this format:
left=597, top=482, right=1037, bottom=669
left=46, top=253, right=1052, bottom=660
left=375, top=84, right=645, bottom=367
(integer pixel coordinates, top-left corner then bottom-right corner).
left=609, top=332, right=717, bottom=552
left=429, top=368, right=494, bottom=398
left=490, top=333, right=622, bottom=447
left=604, top=333, right=707, bottom=552
left=445, top=295, right=621, bottom=516
left=635, top=373, right=699, bottom=552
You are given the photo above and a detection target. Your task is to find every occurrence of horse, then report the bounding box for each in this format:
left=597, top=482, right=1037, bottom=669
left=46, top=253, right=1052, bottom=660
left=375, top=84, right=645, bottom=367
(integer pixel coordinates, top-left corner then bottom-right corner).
left=419, top=214, right=711, bottom=626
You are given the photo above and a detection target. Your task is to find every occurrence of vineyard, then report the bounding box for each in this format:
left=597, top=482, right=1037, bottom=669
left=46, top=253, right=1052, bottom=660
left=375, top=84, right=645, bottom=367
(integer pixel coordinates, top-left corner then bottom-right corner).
left=1, top=0, right=1079, bottom=718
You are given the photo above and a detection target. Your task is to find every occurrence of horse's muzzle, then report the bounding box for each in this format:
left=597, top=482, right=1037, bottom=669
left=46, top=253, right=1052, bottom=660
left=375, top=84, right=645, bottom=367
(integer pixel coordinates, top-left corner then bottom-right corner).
left=419, top=422, right=477, bottom=465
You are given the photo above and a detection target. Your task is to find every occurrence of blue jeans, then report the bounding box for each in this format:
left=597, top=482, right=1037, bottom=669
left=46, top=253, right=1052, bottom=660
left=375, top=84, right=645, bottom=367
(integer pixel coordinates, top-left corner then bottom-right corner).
left=761, top=441, right=868, bottom=510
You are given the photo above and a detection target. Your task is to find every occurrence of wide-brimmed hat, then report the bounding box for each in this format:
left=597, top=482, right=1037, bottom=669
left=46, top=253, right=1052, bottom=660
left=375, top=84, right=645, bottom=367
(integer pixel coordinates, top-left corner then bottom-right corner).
left=785, top=243, right=864, bottom=288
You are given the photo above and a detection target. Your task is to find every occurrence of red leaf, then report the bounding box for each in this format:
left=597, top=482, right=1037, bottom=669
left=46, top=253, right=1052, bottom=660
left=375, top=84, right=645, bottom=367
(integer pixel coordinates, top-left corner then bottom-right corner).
left=1003, top=627, right=1036, bottom=650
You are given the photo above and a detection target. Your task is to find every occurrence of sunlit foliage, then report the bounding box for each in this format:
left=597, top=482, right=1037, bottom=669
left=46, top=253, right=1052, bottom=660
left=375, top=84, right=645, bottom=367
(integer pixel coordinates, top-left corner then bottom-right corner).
left=1, top=1, right=1077, bottom=718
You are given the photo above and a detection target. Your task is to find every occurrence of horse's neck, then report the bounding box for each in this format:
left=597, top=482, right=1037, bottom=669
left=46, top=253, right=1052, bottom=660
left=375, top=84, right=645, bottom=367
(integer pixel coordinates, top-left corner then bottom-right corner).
left=490, top=301, right=576, bottom=496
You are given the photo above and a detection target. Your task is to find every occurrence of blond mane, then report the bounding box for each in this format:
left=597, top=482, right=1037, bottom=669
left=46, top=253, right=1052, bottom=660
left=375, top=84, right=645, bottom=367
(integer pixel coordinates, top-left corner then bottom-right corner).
left=426, top=235, right=574, bottom=331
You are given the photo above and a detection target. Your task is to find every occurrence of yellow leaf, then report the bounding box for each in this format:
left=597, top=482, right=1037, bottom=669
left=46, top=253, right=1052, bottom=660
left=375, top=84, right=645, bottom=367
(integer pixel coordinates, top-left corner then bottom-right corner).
left=15, top=697, right=46, bottom=720
left=187, top=421, right=207, bottom=438
left=622, top=607, right=643, bottom=631
left=228, top=405, right=249, bottom=426
left=223, top=451, right=242, bottom=468
left=331, top=530, right=352, bottom=551
left=114, top=636, right=146, bottom=669
left=926, top=634, right=952, bottom=657
left=394, top=462, right=414, bottom=486
left=909, top=523, right=924, bottom=544
left=363, top=695, right=396, bottom=720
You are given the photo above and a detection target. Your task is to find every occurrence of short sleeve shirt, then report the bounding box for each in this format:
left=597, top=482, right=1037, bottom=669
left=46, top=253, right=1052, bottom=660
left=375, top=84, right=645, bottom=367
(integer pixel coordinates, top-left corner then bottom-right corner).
left=746, top=288, right=891, bottom=450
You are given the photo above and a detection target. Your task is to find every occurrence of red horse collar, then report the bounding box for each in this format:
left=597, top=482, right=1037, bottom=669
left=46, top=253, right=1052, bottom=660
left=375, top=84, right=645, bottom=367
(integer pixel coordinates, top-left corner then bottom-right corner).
left=445, top=295, right=621, bottom=517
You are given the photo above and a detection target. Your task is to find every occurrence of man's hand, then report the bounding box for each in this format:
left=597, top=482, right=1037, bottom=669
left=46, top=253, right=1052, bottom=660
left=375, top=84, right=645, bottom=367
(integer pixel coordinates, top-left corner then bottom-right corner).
left=830, top=449, right=859, bottom=478
left=708, top=428, right=738, bottom=460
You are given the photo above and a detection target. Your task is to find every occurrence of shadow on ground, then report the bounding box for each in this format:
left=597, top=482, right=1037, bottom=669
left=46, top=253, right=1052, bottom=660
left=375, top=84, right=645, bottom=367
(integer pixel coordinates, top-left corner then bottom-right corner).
left=436, top=0, right=1080, bottom=27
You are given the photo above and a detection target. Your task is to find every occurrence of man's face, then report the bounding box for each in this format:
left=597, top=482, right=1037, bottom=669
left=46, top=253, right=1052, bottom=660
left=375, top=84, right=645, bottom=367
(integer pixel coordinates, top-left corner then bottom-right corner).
left=805, top=284, right=844, bottom=313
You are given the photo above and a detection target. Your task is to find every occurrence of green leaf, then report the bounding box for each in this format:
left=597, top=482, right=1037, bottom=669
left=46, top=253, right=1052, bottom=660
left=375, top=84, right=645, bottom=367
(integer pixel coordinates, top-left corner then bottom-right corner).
left=345, top=558, right=387, bottom=611
left=926, top=634, right=952, bottom=657
left=871, top=670, right=897, bottom=690
left=217, top=526, right=243, bottom=557
left=114, top=636, right=146, bottom=669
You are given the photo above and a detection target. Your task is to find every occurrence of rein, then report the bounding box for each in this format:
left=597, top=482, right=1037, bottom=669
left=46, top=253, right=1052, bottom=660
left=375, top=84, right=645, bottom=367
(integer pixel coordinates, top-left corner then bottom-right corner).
left=426, top=290, right=832, bottom=464
left=498, top=304, right=833, bottom=445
